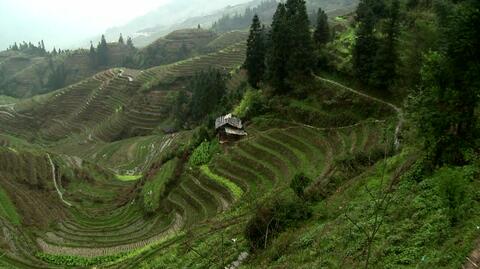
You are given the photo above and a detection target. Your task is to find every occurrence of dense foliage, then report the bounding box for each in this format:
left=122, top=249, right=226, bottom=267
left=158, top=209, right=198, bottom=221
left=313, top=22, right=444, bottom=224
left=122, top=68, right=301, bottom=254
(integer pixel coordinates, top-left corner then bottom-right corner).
left=245, top=15, right=266, bottom=88
left=189, top=140, right=220, bottom=166
left=408, top=0, right=480, bottom=166
left=314, top=7, right=330, bottom=46
left=173, top=69, right=228, bottom=127
left=211, top=0, right=277, bottom=33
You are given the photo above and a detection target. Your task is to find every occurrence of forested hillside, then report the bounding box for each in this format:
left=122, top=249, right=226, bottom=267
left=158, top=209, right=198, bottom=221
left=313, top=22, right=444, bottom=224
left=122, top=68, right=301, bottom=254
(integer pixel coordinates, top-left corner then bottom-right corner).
left=0, top=37, right=136, bottom=98
left=0, top=0, right=479, bottom=268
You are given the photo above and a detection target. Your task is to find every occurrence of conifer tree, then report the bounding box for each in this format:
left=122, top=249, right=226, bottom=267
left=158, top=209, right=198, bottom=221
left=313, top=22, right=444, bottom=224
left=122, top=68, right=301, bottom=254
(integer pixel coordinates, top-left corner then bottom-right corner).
left=371, top=0, right=400, bottom=90
left=353, top=0, right=378, bottom=85
left=245, top=14, right=266, bottom=88
left=314, top=7, right=330, bottom=46
left=96, top=35, right=109, bottom=66
left=126, top=37, right=134, bottom=49
left=409, top=0, right=480, bottom=165
left=89, top=41, right=95, bottom=54
left=266, top=3, right=289, bottom=92
left=285, top=0, right=314, bottom=77
left=118, top=34, right=124, bottom=45
left=89, top=41, right=97, bottom=67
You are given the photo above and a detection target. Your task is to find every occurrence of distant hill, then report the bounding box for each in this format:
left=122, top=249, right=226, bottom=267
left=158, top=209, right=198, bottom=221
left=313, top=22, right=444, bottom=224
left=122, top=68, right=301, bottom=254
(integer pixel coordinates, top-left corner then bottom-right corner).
left=129, top=28, right=249, bottom=69
left=91, top=0, right=358, bottom=48
left=0, top=43, right=136, bottom=98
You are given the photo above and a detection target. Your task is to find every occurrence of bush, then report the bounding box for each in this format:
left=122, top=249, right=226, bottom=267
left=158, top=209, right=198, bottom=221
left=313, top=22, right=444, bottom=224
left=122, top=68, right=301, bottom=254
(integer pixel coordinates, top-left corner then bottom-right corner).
left=245, top=196, right=312, bottom=251
left=188, top=140, right=220, bottom=166
left=290, top=173, right=312, bottom=199
left=436, top=166, right=475, bottom=225
left=233, top=89, right=269, bottom=119
left=142, top=158, right=178, bottom=213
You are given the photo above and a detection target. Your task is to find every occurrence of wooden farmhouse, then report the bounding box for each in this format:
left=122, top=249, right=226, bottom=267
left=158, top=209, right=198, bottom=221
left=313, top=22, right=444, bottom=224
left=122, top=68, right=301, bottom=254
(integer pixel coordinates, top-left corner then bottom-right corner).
left=215, top=114, right=247, bottom=143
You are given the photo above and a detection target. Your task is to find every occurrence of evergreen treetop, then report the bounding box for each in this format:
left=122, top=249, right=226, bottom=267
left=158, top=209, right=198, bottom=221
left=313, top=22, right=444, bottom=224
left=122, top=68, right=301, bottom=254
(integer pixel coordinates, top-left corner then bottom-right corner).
left=245, top=14, right=266, bottom=88
left=118, top=34, right=124, bottom=45
left=314, top=8, right=330, bottom=45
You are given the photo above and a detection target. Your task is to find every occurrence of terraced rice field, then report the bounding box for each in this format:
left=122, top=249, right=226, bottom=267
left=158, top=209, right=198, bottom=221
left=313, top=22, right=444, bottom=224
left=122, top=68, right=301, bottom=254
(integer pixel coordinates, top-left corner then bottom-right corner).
left=0, top=41, right=246, bottom=145
left=0, top=117, right=388, bottom=268
left=0, top=36, right=393, bottom=268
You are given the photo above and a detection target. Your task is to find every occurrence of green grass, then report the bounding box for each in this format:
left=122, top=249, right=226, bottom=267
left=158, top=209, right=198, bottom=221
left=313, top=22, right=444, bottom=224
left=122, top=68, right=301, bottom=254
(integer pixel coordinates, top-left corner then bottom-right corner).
left=0, top=95, right=18, bottom=105
left=0, top=185, right=21, bottom=225
left=200, top=165, right=243, bottom=200
left=233, top=88, right=257, bottom=117
left=142, top=158, right=178, bottom=213
left=240, top=149, right=480, bottom=269
left=116, top=174, right=143, bottom=181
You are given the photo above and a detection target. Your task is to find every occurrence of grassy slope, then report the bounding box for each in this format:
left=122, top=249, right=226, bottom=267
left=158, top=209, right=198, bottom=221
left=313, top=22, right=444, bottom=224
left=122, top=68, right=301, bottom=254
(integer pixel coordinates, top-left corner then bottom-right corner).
left=0, top=95, right=18, bottom=105
left=0, top=184, right=21, bottom=225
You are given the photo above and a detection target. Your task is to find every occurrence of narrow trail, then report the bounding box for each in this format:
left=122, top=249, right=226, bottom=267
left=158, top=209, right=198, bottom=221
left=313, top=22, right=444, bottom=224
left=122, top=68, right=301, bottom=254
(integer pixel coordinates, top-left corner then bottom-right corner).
left=314, top=75, right=404, bottom=149
left=0, top=104, right=15, bottom=109
left=46, top=154, right=72, bottom=207
left=118, top=69, right=135, bottom=82
left=464, top=239, right=480, bottom=269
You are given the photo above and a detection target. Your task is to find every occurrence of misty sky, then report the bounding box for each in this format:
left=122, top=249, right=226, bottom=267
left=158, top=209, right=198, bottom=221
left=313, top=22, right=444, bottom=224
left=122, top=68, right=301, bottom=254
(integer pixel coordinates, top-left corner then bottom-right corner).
left=0, top=0, right=170, bottom=50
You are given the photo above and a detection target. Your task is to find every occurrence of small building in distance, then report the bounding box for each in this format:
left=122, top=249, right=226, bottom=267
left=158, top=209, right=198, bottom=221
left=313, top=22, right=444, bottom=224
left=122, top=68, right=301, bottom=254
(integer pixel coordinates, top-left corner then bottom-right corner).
left=215, top=114, right=247, bottom=143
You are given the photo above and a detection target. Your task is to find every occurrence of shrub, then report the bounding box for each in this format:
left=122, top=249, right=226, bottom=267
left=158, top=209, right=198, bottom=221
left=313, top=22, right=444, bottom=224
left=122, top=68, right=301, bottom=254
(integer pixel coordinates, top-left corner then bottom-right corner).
left=200, top=165, right=243, bottom=199
left=290, top=173, right=312, bottom=199
left=436, top=166, right=475, bottom=225
left=233, top=89, right=268, bottom=119
left=142, top=158, right=178, bottom=213
left=245, top=196, right=312, bottom=251
left=189, top=140, right=220, bottom=166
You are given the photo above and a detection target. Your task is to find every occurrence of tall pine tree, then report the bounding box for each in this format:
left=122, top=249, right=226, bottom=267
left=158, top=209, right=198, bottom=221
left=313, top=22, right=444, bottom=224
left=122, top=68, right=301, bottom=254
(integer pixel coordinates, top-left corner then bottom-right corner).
left=97, top=35, right=109, bottom=66
left=371, top=0, right=400, bottom=90
left=285, top=0, right=314, bottom=78
left=314, top=8, right=330, bottom=46
left=118, top=34, right=124, bottom=45
left=89, top=41, right=97, bottom=68
left=245, top=14, right=266, bottom=89
left=126, top=37, right=134, bottom=49
left=408, top=0, right=480, bottom=165
left=266, top=3, right=289, bottom=92
left=353, top=0, right=378, bottom=85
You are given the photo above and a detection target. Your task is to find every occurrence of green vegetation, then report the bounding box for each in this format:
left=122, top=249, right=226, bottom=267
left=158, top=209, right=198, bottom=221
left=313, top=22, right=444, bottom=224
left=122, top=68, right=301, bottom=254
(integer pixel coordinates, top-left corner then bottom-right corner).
left=245, top=15, right=266, bottom=88
left=200, top=165, right=243, bottom=200
left=142, top=158, right=178, bottom=213
left=0, top=95, right=18, bottom=105
left=0, top=0, right=479, bottom=268
left=314, top=7, right=330, bottom=46
left=241, top=152, right=480, bottom=269
left=289, top=173, right=311, bottom=199
left=245, top=194, right=312, bottom=250
left=189, top=140, right=220, bottom=166
left=0, top=185, right=21, bottom=225
left=116, top=174, right=143, bottom=181
left=232, top=88, right=267, bottom=119
left=35, top=252, right=127, bottom=267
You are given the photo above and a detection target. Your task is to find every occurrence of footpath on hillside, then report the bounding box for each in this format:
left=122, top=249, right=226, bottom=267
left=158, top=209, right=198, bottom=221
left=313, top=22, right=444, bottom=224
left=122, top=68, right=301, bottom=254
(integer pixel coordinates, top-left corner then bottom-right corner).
left=314, top=75, right=404, bottom=149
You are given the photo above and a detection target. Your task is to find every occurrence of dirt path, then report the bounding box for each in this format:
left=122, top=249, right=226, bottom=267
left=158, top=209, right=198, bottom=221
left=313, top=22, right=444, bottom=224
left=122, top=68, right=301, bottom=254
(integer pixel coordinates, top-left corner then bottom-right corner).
left=118, top=69, right=135, bottom=82
left=0, top=104, right=14, bottom=108
left=314, top=75, right=404, bottom=149
left=464, top=239, right=480, bottom=269
left=46, top=154, right=72, bottom=207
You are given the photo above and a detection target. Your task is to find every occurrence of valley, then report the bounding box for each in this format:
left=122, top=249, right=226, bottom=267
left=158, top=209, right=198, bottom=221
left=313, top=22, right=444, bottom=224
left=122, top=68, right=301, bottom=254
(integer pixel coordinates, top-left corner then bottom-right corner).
left=1, top=0, right=479, bottom=268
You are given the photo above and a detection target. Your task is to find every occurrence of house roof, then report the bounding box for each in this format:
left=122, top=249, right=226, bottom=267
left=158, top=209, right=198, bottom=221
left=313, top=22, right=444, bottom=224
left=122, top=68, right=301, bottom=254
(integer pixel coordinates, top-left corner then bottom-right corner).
left=215, top=114, right=243, bottom=130
left=224, top=127, right=248, bottom=136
